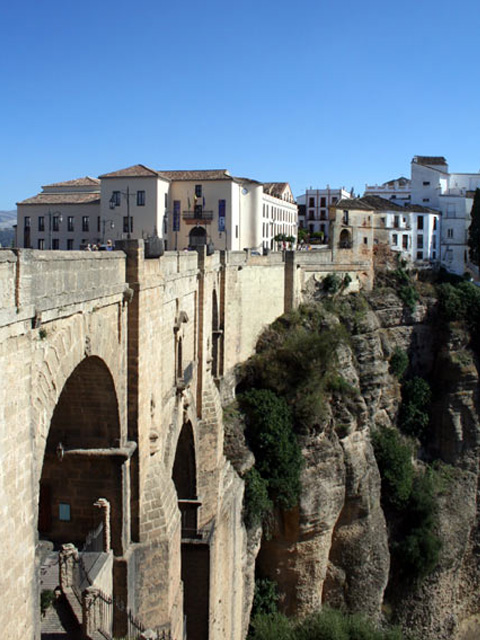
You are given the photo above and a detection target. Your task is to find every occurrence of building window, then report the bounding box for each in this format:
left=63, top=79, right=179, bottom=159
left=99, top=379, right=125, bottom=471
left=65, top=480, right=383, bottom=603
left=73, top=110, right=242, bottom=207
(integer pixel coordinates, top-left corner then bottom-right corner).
left=137, top=190, right=146, bottom=206
left=393, top=215, right=399, bottom=228
left=52, top=239, right=60, bottom=250
left=402, top=235, right=408, bottom=249
left=58, top=503, right=71, bottom=522
left=38, top=239, right=45, bottom=249
left=417, top=251, right=424, bottom=260
left=195, top=184, right=202, bottom=198
left=123, top=217, right=133, bottom=233
left=97, top=216, right=101, bottom=232
left=417, top=235, right=424, bottom=249
left=67, top=239, right=74, bottom=250
left=432, top=236, right=436, bottom=249
left=433, top=217, right=437, bottom=230
left=423, top=198, right=430, bottom=203
left=38, top=217, right=45, bottom=232
left=447, top=228, right=454, bottom=239
left=112, top=191, right=121, bottom=206
left=331, top=197, right=337, bottom=203
left=308, top=197, right=315, bottom=208
left=235, top=225, right=238, bottom=238
left=417, top=216, right=424, bottom=230
left=320, top=209, right=327, bottom=219
left=24, top=216, right=30, bottom=229
left=52, top=216, right=60, bottom=232
left=343, top=211, right=349, bottom=225
left=194, top=204, right=203, bottom=217
left=82, top=216, right=89, bottom=232
left=364, top=237, right=368, bottom=245
left=68, top=216, right=74, bottom=232
left=392, top=234, right=398, bottom=246
left=320, top=197, right=326, bottom=207
left=423, top=181, right=430, bottom=186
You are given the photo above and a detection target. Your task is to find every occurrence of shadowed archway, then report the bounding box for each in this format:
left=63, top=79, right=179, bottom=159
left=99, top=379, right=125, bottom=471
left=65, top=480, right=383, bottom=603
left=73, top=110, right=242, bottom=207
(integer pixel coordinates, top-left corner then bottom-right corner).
left=38, top=356, right=125, bottom=554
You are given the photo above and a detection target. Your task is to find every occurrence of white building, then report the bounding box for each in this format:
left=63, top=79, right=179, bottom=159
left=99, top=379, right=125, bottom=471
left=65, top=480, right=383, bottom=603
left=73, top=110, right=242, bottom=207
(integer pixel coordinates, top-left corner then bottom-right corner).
left=16, top=165, right=298, bottom=253
left=365, top=156, right=480, bottom=275
left=297, top=187, right=352, bottom=240
left=410, top=156, right=480, bottom=274
left=364, top=177, right=411, bottom=207
left=17, top=177, right=101, bottom=250
left=332, top=195, right=440, bottom=265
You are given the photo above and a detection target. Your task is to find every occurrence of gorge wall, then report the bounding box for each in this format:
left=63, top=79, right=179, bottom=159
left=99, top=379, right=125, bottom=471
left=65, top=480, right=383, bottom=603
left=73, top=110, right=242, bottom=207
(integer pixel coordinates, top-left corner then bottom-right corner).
left=228, top=274, right=480, bottom=640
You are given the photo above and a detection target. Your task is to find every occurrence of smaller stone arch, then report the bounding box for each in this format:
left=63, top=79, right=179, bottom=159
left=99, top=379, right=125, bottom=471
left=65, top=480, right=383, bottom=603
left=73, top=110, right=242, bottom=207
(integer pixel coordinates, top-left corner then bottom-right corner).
left=189, top=226, right=207, bottom=248
left=211, top=288, right=221, bottom=379
left=339, top=228, right=353, bottom=249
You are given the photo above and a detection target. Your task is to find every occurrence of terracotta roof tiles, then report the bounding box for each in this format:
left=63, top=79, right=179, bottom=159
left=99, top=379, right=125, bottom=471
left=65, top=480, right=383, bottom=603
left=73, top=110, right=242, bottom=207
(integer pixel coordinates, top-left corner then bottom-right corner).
left=42, top=177, right=100, bottom=189
left=17, top=193, right=101, bottom=206
left=99, top=164, right=160, bottom=179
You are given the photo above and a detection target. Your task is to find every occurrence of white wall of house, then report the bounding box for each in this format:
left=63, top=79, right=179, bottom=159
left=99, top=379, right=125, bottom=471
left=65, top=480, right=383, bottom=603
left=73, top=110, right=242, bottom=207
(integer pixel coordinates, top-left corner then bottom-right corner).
left=100, top=176, right=169, bottom=243
left=17, top=202, right=101, bottom=250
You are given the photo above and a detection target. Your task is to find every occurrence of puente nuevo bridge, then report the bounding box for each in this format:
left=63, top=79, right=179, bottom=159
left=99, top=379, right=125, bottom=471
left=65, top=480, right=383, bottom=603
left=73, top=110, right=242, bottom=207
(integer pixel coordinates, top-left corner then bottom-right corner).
left=0, top=242, right=372, bottom=640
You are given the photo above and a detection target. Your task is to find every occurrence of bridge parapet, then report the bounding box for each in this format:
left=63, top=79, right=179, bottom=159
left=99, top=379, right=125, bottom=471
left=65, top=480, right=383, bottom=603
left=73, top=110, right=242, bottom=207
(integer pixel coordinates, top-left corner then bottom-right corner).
left=0, top=249, right=127, bottom=328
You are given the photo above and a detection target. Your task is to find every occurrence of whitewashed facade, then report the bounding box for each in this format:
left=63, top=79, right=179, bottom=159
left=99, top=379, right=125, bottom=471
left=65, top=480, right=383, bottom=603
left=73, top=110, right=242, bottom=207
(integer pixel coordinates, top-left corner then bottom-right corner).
left=297, top=187, right=351, bottom=240
left=16, top=166, right=298, bottom=252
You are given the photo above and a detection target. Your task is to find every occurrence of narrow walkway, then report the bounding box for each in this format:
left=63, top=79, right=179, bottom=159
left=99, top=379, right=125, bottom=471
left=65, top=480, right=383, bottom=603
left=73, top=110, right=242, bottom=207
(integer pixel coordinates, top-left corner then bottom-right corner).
left=41, top=594, right=83, bottom=640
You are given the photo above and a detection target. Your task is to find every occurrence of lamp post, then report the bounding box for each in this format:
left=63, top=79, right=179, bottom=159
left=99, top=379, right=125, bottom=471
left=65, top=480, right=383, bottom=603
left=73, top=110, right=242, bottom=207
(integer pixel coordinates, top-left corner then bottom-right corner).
left=109, top=186, right=134, bottom=240
left=101, top=219, right=115, bottom=244
left=48, top=210, right=62, bottom=250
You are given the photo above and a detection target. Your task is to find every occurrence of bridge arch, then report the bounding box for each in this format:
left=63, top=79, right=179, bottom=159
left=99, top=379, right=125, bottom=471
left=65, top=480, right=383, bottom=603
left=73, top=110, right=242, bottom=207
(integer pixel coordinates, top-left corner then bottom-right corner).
left=38, top=355, right=126, bottom=555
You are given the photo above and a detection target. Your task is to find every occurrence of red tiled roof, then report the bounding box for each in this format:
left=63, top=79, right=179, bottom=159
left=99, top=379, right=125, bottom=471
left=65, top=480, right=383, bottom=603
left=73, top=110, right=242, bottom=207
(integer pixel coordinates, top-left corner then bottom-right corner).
left=42, top=177, right=100, bottom=189
left=412, top=156, right=448, bottom=166
left=158, top=169, right=231, bottom=181
left=17, top=193, right=100, bottom=205
left=99, top=164, right=160, bottom=178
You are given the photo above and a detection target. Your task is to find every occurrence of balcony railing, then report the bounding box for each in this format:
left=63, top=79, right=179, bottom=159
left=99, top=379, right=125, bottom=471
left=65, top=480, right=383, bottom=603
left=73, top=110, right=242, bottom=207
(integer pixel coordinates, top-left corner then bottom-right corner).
left=182, top=210, right=214, bottom=221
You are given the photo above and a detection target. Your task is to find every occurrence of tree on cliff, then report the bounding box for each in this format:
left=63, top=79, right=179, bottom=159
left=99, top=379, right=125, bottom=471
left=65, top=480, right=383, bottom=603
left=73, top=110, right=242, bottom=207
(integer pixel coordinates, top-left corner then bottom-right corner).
left=468, top=188, right=480, bottom=267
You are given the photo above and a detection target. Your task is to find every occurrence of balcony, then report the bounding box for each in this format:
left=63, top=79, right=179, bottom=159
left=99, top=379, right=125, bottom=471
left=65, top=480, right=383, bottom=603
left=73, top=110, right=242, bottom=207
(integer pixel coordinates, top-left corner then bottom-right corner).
left=183, top=210, right=214, bottom=221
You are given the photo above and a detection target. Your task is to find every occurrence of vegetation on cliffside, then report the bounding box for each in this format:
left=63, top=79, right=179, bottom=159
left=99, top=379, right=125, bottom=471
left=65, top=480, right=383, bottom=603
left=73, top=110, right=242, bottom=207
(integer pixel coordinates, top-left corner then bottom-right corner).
left=227, top=263, right=480, bottom=640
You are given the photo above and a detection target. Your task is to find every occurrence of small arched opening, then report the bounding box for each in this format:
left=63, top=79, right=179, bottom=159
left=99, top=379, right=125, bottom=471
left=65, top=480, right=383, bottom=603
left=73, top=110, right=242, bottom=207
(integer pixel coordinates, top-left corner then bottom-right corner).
left=189, top=226, right=207, bottom=249
left=172, top=422, right=209, bottom=640
left=339, top=228, right=353, bottom=249
left=211, top=289, right=221, bottom=379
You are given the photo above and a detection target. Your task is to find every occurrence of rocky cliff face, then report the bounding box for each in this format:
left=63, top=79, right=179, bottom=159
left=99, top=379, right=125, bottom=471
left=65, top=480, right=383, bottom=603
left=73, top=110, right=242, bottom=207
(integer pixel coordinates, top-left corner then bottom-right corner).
left=225, top=280, right=480, bottom=640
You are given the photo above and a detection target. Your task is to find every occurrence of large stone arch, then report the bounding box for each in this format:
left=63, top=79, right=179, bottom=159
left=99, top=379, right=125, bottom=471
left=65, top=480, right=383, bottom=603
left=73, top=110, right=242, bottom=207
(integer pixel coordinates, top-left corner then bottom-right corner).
left=32, top=309, right=128, bottom=490
left=38, top=355, right=125, bottom=553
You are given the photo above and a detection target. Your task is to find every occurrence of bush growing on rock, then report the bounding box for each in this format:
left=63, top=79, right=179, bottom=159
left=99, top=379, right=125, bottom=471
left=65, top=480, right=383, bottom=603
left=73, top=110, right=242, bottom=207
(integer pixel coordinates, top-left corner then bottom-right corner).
left=244, top=468, right=273, bottom=529
left=240, top=389, right=302, bottom=509
left=248, top=606, right=404, bottom=640
left=398, top=377, right=431, bottom=439
left=372, top=426, right=415, bottom=510
left=389, top=347, right=409, bottom=379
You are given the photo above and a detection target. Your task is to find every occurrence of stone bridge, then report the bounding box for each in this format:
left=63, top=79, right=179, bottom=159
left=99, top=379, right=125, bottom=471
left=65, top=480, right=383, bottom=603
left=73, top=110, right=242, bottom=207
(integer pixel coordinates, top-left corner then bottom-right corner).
left=0, top=243, right=372, bottom=640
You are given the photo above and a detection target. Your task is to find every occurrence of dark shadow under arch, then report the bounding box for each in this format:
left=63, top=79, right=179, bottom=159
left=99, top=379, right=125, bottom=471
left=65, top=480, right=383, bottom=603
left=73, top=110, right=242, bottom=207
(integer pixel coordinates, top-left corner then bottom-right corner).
left=38, top=356, right=124, bottom=553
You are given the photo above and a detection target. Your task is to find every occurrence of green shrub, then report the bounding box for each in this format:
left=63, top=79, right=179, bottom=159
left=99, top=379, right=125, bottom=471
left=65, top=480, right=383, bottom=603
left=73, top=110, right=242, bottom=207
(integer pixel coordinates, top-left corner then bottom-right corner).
left=41, top=590, right=55, bottom=615
left=244, top=468, right=273, bottom=529
left=389, top=347, right=409, bottom=379
left=248, top=613, right=293, bottom=640
left=372, top=427, right=414, bottom=510
left=395, top=470, right=441, bottom=581
left=251, top=578, right=280, bottom=617
left=249, top=607, right=404, bottom=640
left=240, top=389, right=302, bottom=509
left=398, top=377, right=431, bottom=439
left=398, top=284, right=419, bottom=312
left=323, top=273, right=342, bottom=293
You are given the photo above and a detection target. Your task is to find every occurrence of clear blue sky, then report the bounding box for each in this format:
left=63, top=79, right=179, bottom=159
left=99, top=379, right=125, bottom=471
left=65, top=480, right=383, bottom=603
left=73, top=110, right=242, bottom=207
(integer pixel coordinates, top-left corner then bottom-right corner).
left=1, top=0, right=479, bottom=210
